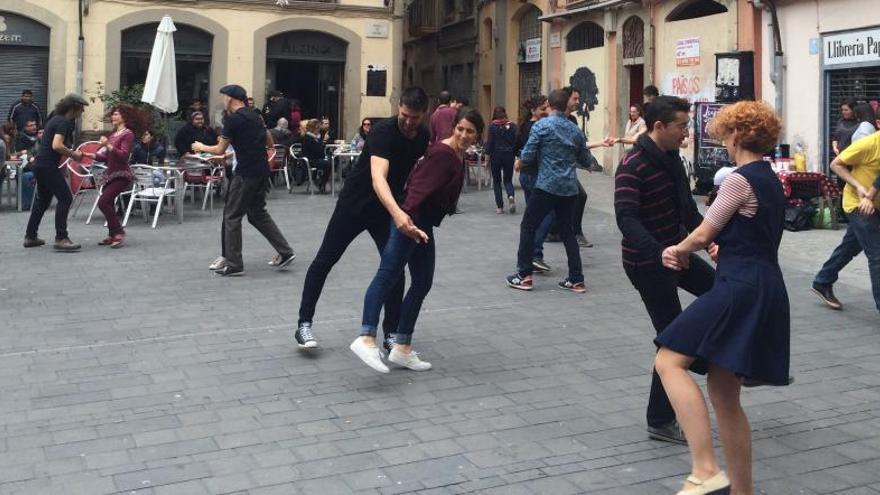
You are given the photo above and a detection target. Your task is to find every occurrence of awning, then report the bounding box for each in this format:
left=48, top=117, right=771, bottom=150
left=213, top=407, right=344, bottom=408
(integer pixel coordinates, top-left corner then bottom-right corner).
left=539, top=0, right=636, bottom=22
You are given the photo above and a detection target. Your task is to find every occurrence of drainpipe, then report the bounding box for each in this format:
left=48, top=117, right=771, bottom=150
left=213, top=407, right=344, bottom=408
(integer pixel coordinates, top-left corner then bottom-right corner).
left=76, top=0, right=84, bottom=96
left=753, top=0, right=783, bottom=116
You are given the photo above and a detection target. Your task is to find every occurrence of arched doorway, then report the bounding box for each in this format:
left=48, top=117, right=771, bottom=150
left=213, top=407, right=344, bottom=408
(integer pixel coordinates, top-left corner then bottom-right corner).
left=0, top=12, right=50, bottom=119
left=622, top=15, right=645, bottom=107
left=120, top=23, right=213, bottom=113
left=517, top=5, right=542, bottom=105
left=266, top=30, right=347, bottom=139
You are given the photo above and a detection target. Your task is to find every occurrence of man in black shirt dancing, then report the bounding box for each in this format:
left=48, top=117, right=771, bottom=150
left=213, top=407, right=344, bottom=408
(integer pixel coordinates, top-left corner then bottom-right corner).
left=293, top=87, right=430, bottom=350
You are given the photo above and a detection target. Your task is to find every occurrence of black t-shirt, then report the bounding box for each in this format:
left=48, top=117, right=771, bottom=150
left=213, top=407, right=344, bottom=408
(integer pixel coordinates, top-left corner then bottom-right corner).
left=337, top=116, right=429, bottom=219
left=221, top=107, right=269, bottom=177
left=34, top=115, right=73, bottom=169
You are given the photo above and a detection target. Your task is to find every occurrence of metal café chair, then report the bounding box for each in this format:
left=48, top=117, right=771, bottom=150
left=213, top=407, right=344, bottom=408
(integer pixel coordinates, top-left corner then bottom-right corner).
left=122, top=164, right=176, bottom=229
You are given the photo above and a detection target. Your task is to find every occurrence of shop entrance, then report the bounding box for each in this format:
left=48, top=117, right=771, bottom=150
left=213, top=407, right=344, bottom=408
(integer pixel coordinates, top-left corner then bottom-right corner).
left=0, top=12, right=50, bottom=118
left=266, top=30, right=347, bottom=140
left=271, top=60, right=342, bottom=138
left=825, top=65, right=880, bottom=163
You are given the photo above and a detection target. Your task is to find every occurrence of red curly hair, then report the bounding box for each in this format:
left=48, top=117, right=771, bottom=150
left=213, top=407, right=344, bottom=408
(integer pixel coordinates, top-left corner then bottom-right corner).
left=105, top=104, right=152, bottom=138
left=708, top=101, right=782, bottom=154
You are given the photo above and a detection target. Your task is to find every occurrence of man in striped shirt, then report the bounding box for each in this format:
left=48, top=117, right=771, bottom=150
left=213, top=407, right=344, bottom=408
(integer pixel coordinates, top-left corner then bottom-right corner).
left=614, top=95, right=716, bottom=445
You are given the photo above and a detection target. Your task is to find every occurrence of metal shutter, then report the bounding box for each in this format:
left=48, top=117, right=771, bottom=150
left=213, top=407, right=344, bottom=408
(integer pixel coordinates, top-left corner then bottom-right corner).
left=0, top=46, right=50, bottom=123
left=826, top=66, right=880, bottom=162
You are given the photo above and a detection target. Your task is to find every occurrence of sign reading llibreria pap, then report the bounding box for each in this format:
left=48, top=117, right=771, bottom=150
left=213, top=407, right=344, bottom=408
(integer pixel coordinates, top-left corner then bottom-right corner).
left=823, top=27, right=880, bottom=66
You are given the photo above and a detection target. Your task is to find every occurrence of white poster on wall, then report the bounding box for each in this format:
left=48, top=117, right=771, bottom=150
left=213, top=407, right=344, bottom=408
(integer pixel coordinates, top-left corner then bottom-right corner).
left=675, top=37, right=700, bottom=67
left=823, top=28, right=880, bottom=66
left=524, top=38, right=541, bottom=63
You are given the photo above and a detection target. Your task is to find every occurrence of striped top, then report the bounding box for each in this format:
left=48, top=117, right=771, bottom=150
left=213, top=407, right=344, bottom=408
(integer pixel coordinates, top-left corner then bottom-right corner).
left=614, top=137, right=703, bottom=267
left=705, top=172, right=758, bottom=230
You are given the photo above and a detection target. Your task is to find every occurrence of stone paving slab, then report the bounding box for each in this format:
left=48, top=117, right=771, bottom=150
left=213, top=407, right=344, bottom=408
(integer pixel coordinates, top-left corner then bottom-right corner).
left=0, top=172, right=876, bottom=494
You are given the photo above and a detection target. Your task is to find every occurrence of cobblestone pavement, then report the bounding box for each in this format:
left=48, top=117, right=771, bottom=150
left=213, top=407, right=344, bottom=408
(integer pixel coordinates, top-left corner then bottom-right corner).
left=0, top=172, right=877, bottom=495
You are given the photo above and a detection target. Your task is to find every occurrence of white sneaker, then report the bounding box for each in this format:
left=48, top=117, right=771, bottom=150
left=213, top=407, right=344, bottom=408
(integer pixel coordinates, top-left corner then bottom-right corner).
left=388, top=348, right=432, bottom=371
left=208, top=256, right=226, bottom=271
left=349, top=338, right=389, bottom=373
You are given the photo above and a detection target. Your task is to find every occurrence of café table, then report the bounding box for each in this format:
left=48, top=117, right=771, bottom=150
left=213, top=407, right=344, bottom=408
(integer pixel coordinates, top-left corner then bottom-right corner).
left=154, top=155, right=216, bottom=224
left=331, top=148, right=361, bottom=197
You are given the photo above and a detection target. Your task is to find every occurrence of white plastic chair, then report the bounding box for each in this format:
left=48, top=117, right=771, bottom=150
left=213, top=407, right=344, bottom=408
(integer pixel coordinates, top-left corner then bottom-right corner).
left=122, top=164, right=176, bottom=229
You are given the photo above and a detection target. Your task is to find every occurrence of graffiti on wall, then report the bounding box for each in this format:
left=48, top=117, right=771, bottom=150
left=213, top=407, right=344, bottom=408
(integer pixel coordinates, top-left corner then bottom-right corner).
left=662, top=71, right=714, bottom=103
left=569, top=66, right=599, bottom=114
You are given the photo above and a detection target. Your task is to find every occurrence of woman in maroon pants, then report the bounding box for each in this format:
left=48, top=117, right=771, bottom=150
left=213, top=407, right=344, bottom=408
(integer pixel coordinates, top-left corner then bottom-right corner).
left=95, top=104, right=150, bottom=248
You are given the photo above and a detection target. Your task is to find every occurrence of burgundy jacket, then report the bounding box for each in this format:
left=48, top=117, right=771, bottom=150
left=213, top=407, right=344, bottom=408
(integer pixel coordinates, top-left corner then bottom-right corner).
left=402, top=142, right=464, bottom=227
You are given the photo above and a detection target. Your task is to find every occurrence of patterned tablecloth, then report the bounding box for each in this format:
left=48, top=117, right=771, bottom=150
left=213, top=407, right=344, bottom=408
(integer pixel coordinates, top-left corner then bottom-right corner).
left=776, top=171, right=840, bottom=206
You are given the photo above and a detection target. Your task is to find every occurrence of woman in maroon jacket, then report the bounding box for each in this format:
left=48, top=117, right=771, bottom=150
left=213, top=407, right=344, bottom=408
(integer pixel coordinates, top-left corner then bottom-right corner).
left=350, top=108, right=484, bottom=373
left=95, top=104, right=150, bottom=248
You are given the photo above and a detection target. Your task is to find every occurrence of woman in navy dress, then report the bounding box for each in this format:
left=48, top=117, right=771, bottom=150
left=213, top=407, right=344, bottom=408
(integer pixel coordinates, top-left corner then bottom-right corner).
left=654, top=101, right=789, bottom=495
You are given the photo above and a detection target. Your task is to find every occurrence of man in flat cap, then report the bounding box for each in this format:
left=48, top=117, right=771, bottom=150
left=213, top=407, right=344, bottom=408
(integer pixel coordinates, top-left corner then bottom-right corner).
left=193, top=84, right=295, bottom=276
left=24, top=93, right=92, bottom=251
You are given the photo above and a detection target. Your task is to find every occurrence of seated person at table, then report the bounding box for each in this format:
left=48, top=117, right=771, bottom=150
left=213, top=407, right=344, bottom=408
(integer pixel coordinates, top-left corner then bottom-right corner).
left=270, top=117, right=295, bottom=148
left=302, top=119, right=332, bottom=191
left=15, top=119, right=40, bottom=153
left=174, top=111, right=217, bottom=156
left=351, top=118, right=371, bottom=152
left=131, top=130, right=166, bottom=164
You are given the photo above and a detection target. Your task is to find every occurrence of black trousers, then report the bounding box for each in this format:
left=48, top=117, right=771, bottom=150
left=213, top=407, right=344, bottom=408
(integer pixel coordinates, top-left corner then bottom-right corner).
left=624, top=256, right=715, bottom=427
left=26, top=166, right=73, bottom=241
left=223, top=175, right=293, bottom=269
left=517, top=189, right=583, bottom=282
left=298, top=204, right=403, bottom=336
left=549, top=181, right=588, bottom=237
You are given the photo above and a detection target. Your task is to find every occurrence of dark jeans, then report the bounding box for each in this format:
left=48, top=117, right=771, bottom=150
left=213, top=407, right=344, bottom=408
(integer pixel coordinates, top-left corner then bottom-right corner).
left=298, top=204, right=404, bottom=336
left=573, top=182, right=587, bottom=236
left=26, top=166, right=72, bottom=241
left=519, top=172, right=553, bottom=261
left=223, top=175, right=293, bottom=269
left=815, top=211, right=880, bottom=311
left=624, top=256, right=716, bottom=427
left=491, top=154, right=515, bottom=208
left=516, top=188, right=582, bottom=282
left=550, top=181, right=588, bottom=237
left=98, top=178, right=131, bottom=236
left=360, top=220, right=435, bottom=345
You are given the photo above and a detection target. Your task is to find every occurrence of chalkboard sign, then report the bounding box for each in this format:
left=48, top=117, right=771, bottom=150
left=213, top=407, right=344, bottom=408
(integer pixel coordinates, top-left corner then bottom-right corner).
left=693, top=102, right=731, bottom=193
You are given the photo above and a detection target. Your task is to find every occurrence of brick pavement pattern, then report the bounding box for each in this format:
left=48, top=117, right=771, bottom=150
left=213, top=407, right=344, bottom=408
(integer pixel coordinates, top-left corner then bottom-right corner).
left=0, top=173, right=877, bottom=494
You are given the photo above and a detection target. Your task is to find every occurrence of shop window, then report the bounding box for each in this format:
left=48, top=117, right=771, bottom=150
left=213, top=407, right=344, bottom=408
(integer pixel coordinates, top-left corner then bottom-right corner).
left=566, top=21, right=604, bottom=52
left=622, top=16, right=644, bottom=59
left=666, top=0, right=728, bottom=22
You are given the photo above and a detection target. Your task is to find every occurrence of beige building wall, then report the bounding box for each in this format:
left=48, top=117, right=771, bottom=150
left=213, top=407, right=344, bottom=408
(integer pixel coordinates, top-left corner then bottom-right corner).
left=8, top=0, right=400, bottom=139
left=504, top=0, right=550, bottom=118
left=563, top=44, right=609, bottom=163
left=762, top=0, right=880, bottom=171
left=656, top=0, right=738, bottom=104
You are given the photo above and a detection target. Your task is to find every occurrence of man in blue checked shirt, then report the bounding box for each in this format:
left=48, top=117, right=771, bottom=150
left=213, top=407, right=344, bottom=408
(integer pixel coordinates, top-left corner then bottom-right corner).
left=506, top=88, right=610, bottom=293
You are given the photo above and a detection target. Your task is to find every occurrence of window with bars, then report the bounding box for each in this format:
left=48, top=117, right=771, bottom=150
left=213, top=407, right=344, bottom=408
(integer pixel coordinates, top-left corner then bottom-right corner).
left=519, top=7, right=541, bottom=42
left=622, top=16, right=644, bottom=59
left=566, top=21, right=604, bottom=51
left=825, top=66, right=880, bottom=162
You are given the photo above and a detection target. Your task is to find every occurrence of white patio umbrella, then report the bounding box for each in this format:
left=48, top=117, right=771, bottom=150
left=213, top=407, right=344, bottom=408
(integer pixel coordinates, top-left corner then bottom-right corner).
left=141, top=15, right=178, bottom=113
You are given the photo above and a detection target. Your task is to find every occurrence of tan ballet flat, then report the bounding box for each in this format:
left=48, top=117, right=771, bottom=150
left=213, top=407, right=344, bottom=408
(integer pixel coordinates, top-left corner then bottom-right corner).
left=676, top=471, right=730, bottom=495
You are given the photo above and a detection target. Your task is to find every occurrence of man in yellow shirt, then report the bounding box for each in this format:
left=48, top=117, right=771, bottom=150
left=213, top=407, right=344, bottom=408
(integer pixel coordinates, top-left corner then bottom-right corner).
left=812, top=128, right=880, bottom=313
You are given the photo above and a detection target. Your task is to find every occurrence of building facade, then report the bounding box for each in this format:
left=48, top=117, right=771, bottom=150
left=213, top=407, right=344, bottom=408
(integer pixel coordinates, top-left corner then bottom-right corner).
left=0, top=0, right=404, bottom=140
left=403, top=0, right=479, bottom=105
left=761, top=0, right=880, bottom=170
left=535, top=0, right=756, bottom=171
